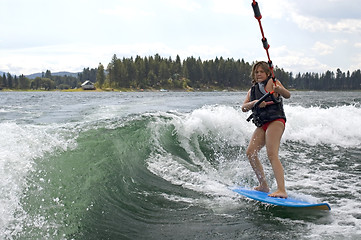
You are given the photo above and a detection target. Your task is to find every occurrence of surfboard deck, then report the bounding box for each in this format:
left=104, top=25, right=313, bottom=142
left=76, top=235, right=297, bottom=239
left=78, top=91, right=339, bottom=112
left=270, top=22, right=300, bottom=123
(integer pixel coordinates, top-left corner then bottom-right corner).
left=232, top=187, right=331, bottom=210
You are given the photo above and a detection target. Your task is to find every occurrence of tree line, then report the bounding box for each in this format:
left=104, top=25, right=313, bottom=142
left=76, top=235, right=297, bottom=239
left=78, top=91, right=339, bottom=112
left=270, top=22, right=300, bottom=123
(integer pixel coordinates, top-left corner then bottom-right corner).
left=0, top=54, right=360, bottom=91
left=290, top=69, right=361, bottom=90
left=0, top=70, right=80, bottom=90
left=93, top=54, right=292, bottom=90
left=96, top=54, right=258, bottom=90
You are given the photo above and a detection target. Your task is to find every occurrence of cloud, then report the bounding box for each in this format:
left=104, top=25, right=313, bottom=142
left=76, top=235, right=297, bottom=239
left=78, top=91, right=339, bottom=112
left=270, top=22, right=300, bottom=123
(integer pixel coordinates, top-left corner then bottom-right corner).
left=257, top=1, right=361, bottom=33
left=289, top=7, right=361, bottom=33
left=330, top=19, right=361, bottom=33
left=261, top=0, right=293, bottom=19
left=290, top=13, right=326, bottom=32
left=0, top=44, right=107, bottom=75
left=165, top=0, right=201, bottom=12
left=350, top=54, right=361, bottom=71
left=271, top=46, right=330, bottom=73
left=0, top=42, right=233, bottom=75
left=312, top=42, right=334, bottom=55
left=109, top=43, right=232, bottom=61
left=333, top=39, right=348, bottom=45
left=182, top=45, right=231, bottom=59
left=100, top=6, right=154, bottom=19
left=211, top=0, right=249, bottom=16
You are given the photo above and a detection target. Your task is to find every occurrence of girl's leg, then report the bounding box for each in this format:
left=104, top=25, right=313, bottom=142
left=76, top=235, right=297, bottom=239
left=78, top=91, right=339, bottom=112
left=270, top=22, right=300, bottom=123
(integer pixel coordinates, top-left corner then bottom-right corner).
left=246, top=127, right=269, bottom=192
left=265, top=120, right=287, bottom=198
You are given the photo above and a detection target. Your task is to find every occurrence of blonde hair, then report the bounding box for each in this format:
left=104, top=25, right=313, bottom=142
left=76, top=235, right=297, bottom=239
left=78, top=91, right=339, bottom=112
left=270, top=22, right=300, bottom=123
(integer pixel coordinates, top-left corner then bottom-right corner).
left=250, top=61, right=271, bottom=85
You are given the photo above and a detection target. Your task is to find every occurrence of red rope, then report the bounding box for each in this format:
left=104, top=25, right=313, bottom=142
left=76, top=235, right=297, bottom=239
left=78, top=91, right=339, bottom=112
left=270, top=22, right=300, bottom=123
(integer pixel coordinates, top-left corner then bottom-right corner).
left=252, top=1, right=276, bottom=86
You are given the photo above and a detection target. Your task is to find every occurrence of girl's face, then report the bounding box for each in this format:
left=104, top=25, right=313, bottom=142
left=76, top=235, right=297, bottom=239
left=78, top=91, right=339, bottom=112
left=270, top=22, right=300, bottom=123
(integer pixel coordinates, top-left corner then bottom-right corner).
left=255, top=66, right=268, bottom=83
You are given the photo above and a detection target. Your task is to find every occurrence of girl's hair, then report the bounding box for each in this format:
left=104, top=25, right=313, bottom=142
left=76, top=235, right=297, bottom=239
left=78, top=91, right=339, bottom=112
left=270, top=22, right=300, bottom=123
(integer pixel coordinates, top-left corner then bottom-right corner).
left=250, top=61, right=271, bottom=85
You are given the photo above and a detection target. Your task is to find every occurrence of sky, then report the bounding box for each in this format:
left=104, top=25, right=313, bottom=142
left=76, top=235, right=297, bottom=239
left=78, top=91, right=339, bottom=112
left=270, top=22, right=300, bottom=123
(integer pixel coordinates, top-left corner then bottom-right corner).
left=1, top=0, right=361, bottom=76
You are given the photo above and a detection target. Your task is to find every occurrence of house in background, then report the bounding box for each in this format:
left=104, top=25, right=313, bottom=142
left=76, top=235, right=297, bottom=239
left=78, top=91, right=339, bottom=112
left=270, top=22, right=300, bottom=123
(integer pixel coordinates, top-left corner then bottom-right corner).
left=81, top=80, right=95, bottom=90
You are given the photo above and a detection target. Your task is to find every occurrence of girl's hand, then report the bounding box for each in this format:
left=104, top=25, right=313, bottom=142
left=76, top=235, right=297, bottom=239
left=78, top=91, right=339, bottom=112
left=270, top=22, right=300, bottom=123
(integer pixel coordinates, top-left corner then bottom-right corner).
left=258, top=100, right=266, bottom=108
left=273, top=85, right=282, bottom=94
left=273, top=84, right=291, bottom=98
left=242, top=100, right=265, bottom=111
left=251, top=100, right=266, bottom=108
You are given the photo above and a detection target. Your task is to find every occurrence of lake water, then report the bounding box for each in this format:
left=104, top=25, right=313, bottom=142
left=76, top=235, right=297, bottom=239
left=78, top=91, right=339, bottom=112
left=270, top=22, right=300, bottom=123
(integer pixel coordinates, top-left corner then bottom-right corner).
left=1, top=91, right=360, bottom=239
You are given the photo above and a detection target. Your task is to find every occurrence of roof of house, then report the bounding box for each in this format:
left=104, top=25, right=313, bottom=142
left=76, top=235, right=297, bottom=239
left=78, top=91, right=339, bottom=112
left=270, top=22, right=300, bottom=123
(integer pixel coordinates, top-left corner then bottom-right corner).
left=81, top=80, right=94, bottom=86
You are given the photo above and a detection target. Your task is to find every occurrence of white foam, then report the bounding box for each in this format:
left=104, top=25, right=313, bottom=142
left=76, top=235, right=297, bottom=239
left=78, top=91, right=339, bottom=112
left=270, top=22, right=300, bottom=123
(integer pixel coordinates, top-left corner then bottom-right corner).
left=171, top=105, right=253, bottom=147
left=283, top=105, right=361, bottom=147
left=0, top=122, right=76, bottom=237
left=169, top=103, right=361, bottom=148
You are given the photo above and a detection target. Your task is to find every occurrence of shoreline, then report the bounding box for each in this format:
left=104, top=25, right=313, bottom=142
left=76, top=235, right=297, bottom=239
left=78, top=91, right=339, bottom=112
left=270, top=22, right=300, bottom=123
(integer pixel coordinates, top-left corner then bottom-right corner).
left=0, top=86, right=246, bottom=93
left=1, top=86, right=360, bottom=93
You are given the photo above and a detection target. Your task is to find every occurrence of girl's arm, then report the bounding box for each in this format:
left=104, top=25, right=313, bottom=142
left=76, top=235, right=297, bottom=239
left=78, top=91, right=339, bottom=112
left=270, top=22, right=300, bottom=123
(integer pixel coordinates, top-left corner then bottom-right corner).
left=242, top=90, right=253, bottom=112
left=274, top=80, right=291, bottom=99
left=242, top=89, right=266, bottom=112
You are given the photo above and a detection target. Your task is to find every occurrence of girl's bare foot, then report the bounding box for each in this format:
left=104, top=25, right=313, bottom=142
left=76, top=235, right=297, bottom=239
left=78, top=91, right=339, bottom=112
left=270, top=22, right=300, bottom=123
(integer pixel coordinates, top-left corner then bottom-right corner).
left=254, top=185, right=270, bottom=193
left=268, top=189, right=288, bottom=198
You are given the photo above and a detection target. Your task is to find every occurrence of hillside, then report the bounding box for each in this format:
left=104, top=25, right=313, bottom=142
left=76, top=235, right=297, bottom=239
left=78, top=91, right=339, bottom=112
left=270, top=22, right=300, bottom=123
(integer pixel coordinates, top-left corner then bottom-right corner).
left=26, top=71, right=79, bottom=79
left=0, top=71, right=79, bottom=79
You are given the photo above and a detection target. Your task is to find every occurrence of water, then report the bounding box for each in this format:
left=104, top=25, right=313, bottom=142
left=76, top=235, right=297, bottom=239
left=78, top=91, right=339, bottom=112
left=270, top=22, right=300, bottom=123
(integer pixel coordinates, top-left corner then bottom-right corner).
left=0, top=91, right=360, bottom=239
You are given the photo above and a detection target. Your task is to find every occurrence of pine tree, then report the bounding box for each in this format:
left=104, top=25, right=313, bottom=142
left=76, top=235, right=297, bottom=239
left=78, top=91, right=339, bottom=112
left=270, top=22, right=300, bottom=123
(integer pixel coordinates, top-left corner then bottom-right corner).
left=96, top=63, right=105, bottom=88
left=7, top=73, right=13, bottom=89
left=2, top=73, right=6, bottom=88
left=45, top=70, right=52, bottom=79
left=18, top=74, right=30, bottom=89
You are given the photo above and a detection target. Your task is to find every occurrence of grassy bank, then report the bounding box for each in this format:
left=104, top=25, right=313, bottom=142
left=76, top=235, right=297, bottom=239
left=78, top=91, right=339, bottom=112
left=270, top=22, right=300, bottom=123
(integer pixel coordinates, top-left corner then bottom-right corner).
left=0, top=85, right=244, bottom=92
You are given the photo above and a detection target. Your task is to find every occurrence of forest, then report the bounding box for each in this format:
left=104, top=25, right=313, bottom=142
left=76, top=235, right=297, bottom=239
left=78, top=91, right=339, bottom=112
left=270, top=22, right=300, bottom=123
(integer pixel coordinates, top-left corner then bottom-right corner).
left=0, top=54, right=360, bottom=91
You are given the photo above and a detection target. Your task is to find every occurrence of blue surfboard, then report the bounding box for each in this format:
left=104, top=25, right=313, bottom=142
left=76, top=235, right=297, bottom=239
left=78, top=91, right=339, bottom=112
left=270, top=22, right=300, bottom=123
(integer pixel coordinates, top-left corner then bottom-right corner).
left=232, top=187, right=331, bottom=210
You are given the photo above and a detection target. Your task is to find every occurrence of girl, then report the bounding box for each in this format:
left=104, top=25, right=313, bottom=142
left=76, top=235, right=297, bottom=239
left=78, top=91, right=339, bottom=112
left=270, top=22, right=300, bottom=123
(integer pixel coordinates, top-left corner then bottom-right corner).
left=242, top=61, right=291, bottom=198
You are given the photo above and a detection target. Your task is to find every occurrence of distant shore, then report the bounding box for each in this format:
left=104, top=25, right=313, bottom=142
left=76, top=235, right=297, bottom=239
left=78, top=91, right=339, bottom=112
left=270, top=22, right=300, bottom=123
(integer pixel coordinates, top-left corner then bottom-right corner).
left=1, top=87, right=360, bottom=93
left=0, top=86, right=244, bottom=93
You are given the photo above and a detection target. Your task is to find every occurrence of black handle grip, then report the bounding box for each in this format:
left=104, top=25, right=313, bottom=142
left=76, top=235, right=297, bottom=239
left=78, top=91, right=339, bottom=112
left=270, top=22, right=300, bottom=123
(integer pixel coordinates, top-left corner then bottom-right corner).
left=253, top=92, right=271, bottom=108
left=252, top=2, right=262, bottom=19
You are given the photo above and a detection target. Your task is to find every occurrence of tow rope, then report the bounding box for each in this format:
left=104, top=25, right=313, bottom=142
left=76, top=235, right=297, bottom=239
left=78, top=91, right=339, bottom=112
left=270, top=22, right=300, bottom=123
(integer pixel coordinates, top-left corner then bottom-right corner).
left=251, top=0, right=277, bottom=91
left=247, top=1, right=282, bottom=125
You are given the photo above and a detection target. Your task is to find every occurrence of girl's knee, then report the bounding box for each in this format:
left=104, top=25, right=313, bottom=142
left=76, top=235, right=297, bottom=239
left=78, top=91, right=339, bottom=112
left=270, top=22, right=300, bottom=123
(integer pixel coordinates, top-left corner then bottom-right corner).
left=246, top=148, right=258, bottom=160
left=266, top=150, right=277, bottom=158
left=266, top=145, right=279, bottom=162
left=267, top=152, right=279, bottom=163
left=246, top=148, right=259, bottom=160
